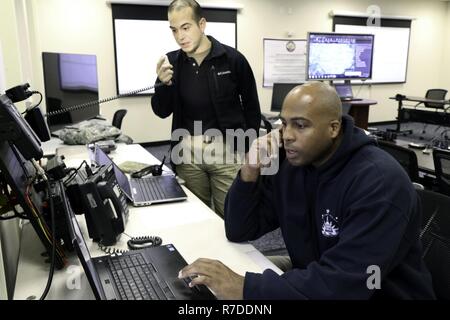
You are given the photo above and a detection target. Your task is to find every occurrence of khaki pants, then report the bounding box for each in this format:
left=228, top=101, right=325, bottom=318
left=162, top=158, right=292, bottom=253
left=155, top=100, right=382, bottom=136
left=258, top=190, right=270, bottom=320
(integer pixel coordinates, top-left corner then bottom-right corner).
left=267, top=256, right=292, bottom=273
left=174, top=135, right=241, bottom=217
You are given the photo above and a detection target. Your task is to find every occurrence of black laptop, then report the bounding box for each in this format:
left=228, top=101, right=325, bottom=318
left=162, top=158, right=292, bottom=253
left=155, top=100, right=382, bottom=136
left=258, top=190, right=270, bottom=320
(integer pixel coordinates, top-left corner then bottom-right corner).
left=334, top=83, right=362, bottom=102
left=94, top=146, right=187, bottom=206
left=60, top=185, right=215, bottom=300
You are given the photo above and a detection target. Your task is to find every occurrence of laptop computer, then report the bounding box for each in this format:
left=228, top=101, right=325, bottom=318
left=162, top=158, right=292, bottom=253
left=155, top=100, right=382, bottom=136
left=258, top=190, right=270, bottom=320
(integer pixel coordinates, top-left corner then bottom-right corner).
left=93, top=146, right=187, bottom=206
left=59, top=184, right=215, bottom=300
left=334, top=83, right=362, bottom=102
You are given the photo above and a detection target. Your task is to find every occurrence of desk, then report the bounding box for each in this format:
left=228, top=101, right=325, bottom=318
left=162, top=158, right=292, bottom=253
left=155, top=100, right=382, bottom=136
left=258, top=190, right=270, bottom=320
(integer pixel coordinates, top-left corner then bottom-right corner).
left=13, top=144, right=281, bottom=300
left=42, top=137, right=66, bottom=157
left=389, top=95, right=450, bottom=133
left=395, top=139, right=435, bottom=176
left=347, top=99, right=377, bottom=130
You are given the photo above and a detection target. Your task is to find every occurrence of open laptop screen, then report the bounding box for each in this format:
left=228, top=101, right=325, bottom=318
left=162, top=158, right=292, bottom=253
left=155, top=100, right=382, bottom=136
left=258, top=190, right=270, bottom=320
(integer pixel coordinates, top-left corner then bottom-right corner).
left=334, top=83, right=354, bottom=100
left=94, top=146, right=133, bottom=200
left=60, top=181, right=106, bottom=299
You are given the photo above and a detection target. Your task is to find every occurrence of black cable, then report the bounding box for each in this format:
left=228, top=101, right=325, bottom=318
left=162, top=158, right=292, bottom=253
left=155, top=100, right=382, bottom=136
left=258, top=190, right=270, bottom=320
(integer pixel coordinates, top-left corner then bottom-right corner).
left=46, top=82, right=165, bottom=117
left=20, top=91, right=43, bottom=115
left=31, top=91, right=43, bottom=109
left=39, top=180, right=56, bottom=300
left=98, top=234, right=162, bottom=255
left=98, top=242, right=128, bottom=255
left=63, top=160, right=88, bottom=186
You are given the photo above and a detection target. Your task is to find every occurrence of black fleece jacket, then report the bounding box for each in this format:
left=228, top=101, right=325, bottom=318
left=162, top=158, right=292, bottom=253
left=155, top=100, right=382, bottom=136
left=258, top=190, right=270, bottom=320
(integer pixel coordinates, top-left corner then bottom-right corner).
left=224, top=115, right=435, bottom=299
left=151, top=36, right=261, bottom=141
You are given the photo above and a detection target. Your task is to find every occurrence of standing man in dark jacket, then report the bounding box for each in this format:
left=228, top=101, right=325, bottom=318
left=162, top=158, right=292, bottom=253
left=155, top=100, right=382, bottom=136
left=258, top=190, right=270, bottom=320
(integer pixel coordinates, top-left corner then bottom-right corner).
left=178, top=82, right=435, bottom=299
left=151, top=0, right=261, bottom=217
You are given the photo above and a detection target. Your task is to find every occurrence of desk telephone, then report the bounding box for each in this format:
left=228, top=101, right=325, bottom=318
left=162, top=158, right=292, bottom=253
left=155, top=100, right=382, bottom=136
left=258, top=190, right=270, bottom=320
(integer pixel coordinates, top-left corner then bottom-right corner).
left=66, top=162, right=129, bottom=246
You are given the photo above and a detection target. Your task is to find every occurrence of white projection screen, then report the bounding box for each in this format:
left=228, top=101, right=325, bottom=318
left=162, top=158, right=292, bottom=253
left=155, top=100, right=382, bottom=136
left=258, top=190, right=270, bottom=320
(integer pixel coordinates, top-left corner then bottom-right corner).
left=333, top=16, right=412, bottom=84
left=112, top=4, right=237, bottom=95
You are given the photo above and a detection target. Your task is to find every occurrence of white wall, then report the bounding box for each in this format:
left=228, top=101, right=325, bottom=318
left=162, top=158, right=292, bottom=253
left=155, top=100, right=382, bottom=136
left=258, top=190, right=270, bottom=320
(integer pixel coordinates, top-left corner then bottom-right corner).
left=0, top=0, right=22, bottom=92
left=0, top=0, right=23, bottom=300
left=442, top=2, right=450, bottom=89
left=5, top=0, right=450, bottom=143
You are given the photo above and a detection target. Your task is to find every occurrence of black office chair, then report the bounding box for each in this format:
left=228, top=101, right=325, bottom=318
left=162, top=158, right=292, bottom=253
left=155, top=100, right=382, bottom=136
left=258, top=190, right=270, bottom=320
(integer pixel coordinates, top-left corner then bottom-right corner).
left=423, top=89, right=448, bottom=110
left=415, top=89, right=448, bottom=134
left=377, top=140, right=420, bottom=183
left=416, top=189, right=450, bottom=299
left=112, top=109, right=127, bottom=129
left=433, top=148, right=450, bottom=197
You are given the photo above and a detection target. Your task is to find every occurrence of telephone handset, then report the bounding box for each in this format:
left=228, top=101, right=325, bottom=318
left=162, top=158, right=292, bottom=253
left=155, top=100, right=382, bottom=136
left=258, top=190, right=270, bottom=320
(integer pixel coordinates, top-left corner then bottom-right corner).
left=46, top=82, right=166, bottom=117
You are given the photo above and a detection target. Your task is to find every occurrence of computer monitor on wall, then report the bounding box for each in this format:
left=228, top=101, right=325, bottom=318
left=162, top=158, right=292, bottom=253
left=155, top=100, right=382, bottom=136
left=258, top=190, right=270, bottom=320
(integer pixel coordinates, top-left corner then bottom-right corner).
left=306, top=32, right=374, bottom=83
left=42, top=52, right=100, bottom=130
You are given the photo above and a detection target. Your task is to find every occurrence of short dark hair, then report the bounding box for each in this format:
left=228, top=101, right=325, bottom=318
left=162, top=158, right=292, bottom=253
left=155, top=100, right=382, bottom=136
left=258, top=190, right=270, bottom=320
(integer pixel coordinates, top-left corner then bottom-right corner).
left=168, top=0, right=203, bottom=22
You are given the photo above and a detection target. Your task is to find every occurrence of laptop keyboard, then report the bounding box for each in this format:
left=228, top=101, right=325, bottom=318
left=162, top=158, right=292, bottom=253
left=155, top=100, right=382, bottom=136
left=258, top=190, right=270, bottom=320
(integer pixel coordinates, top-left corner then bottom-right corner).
left=135, top=177, right=167, bottom=200
left=107, top=253, right=175, bottom=300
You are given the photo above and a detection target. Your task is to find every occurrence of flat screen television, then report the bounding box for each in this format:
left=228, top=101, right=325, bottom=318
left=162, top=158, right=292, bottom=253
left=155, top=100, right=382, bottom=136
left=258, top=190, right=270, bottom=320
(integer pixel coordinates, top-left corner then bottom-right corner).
left=42, top=52, right=100, bottom=130
left=306, top=32, right=374, bottom=82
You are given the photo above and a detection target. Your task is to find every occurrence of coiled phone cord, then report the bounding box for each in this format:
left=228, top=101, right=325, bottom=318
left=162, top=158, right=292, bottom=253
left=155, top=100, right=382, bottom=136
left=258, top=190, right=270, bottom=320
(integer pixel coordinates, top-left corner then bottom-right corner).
left=98, top=235, right=162, bottom=255
left=46, top=82, right=165, bottom=117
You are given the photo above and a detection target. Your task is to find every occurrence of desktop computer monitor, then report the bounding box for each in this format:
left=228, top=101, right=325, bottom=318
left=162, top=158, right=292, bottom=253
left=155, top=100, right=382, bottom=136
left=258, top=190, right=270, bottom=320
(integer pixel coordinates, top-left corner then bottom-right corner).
left=306, top=32, right=374, bottom=81
left=270, top=83, right=302, bottom=112
left=42, top=52, right=100, bottom=130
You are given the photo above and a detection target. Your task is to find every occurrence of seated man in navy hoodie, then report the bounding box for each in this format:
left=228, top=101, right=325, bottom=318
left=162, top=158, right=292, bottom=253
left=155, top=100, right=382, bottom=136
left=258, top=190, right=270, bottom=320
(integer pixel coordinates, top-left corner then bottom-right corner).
left=178, top=82, right=435, bottom=299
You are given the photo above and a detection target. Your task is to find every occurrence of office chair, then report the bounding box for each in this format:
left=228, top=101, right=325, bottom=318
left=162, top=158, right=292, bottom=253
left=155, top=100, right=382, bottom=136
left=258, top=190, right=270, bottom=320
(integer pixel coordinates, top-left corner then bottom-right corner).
left=415, top=89, right=448, bottom=135
left=432, top=148, right=450, bottom=197
left=423, top=89, right=448, bottom=110
left=112, top=109, right=127, bottom=129
left=416, top=189, right=450, bottom=299
left=377, top=140, right=420, bottom=183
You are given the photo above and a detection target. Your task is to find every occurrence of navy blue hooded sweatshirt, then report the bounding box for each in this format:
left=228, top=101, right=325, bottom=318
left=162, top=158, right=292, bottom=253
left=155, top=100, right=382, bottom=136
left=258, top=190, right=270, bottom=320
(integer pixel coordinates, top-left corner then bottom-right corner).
left=224, top=115, right=435, bottom=299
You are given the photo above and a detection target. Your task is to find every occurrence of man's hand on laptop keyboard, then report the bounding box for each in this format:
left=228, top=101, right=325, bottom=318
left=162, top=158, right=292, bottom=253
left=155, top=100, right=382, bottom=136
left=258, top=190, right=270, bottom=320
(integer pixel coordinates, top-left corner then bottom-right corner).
left=178, top=258, right=244, bottom=300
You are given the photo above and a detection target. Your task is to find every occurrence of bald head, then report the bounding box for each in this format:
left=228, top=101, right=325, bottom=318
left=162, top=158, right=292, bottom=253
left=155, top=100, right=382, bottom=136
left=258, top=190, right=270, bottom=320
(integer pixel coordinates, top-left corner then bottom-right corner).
left=283, top=82, right=342, bottom=121
left=279, top=81, right=344, bottom=167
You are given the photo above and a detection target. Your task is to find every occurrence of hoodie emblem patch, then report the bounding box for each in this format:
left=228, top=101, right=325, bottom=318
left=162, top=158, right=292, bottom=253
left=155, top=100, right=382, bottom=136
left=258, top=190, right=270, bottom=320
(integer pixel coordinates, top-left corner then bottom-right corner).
left=321, top=209, right=339, bottom=237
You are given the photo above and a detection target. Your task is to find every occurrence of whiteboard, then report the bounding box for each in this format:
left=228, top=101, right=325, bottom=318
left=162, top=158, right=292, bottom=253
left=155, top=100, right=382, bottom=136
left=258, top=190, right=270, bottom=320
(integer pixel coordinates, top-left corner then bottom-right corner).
left=114, top=19, right=236, bottom=95
left=335, top=24, right=410, bottom=83
left=263, top=38, right=306, bottom=87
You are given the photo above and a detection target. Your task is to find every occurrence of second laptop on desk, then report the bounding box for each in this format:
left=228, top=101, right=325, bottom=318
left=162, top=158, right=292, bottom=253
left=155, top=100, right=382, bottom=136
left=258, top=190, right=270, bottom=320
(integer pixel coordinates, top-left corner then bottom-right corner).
left=334, top=83, right=362, bottom=101
left=94, top=146, right=187, bottom=206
